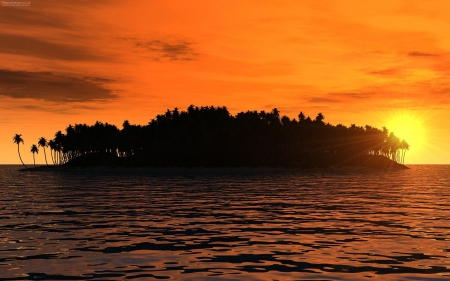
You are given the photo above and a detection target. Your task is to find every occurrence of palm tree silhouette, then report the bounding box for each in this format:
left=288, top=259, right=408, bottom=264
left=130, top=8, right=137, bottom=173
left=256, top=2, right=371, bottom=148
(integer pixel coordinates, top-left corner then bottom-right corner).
left=36, top=105, right=409, bottom=168
left=30, top=144, right=39, bottom=168
left=315, top=113, right=325, bottom=124
left=47, top=139, right=56, bottom=165
left=38, top=137, right=49, bottom=166
left=13, top=134, right=28, bottom=169
left=400, top=139, right=410, bottom=164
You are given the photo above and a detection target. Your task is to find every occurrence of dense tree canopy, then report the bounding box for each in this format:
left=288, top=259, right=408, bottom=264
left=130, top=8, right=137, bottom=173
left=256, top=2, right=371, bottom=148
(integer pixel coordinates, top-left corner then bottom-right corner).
left=43, top=105, right=409, bottom=168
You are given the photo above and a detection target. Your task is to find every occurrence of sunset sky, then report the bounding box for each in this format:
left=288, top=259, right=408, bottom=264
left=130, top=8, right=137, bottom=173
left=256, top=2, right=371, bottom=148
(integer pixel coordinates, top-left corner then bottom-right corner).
left=2, top=0, right=450, bottom=164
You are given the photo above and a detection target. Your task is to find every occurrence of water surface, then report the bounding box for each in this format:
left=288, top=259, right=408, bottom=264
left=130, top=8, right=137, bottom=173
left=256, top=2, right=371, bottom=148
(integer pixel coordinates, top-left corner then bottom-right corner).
left=1, top=165, right=449, bottom=280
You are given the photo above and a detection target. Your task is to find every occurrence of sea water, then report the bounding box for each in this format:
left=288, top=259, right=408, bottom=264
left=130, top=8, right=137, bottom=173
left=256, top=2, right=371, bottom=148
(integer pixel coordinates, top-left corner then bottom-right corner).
left=0, top=165, right=449, bottom=280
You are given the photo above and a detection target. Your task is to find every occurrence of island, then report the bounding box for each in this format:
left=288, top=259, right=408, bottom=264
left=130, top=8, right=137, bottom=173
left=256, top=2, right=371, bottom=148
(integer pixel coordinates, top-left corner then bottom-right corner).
left=15, top=106, right=409, bottom=171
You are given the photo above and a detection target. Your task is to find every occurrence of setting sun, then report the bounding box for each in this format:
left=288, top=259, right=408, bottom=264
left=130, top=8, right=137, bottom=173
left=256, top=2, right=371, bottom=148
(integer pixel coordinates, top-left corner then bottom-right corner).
left=386, top=112, right=426, bottom=162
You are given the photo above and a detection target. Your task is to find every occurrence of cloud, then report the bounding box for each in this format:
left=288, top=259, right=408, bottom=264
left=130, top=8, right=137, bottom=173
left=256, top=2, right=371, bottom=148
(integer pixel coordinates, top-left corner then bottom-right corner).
left=0, top=0, right=113, bottom=29
left=307, top=97, right=339, bottom=103
left=329, top=92, right=370, bottom=99
left=0, top=5, right=71, bottom=29
left=408, top=51, right=439, bottom=57
left=0, top=69, right=117, bottom=102
left=0, top=33, right=107, bottom=61
left=137, top=40, right=198, bottom=61
left=305, top=92, right=372, bottom=105
left=307, top=92, right=370, bottom=104
left=8, top=104, right=105, bottom=114
left=119, top=37, right=198, bottom=61
left=366, top=68, right=402, bottom=76
left=82, top=76, right=115, bottom=84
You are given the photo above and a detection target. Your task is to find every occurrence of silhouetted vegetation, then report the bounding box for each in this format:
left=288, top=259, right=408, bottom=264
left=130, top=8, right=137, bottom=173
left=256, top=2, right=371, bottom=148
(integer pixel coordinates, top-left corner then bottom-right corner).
left=30, top=106, right=410, bottom=168
left=38, top=137, right=48, bottom=166
left=12, top=134, right=27, bottom=169
left=30, top=144, right=39, bottom=168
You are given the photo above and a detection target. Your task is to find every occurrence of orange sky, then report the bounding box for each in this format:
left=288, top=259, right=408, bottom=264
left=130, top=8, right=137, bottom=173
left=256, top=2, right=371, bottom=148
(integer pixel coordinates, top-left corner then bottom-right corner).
left=1, top=0, right=450, bottom=164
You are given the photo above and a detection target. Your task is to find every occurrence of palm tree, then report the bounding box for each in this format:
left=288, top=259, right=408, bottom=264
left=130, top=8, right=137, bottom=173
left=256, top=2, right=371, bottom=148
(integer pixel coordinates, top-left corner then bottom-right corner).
left=400, top=140, right=410, bottom=164
left=13, top=134, right=28, bottom=169
left=54, top=131, right=65, bottom=165
left=47, top=139, right=56, bottom=165
left=314, top=113, right=325, bottom=125
left=298, top=111, right=306, bottom=122
left=30, top=144, right=39, bottom=168
left=38, top=137, right=49, bottom=166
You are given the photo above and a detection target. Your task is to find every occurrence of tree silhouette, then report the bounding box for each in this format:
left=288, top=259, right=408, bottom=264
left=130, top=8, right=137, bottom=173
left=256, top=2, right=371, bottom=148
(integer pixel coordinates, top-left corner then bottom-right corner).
left=38, top=137, right=49, bottom=166
left=39, top=106, right=409, bottom=169
left=30, top=144, right=39, bottom=168
left=54, top=131, right=65, bottom=165
left=298, top=111, right=305, bottom=122
left=13, top=134, right=27, bottom=169
left=47, top=139, right=56, bottom=165
left=400, top=139, right=410, bottom=164
left=314, top=113, right=325, bottom=124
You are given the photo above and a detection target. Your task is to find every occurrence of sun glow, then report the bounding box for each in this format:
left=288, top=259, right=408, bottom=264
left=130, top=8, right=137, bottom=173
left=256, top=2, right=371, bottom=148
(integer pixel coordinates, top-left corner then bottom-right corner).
left=386, top=112, right=426, bottom=159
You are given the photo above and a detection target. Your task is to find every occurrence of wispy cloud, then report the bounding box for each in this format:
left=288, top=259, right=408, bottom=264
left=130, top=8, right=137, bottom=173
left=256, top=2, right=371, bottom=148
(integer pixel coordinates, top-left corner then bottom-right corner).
left=408, top=51, right=439, bottom=57
left=366, top=68, right=403, bottom=76
left=329, top=92, right=370, bottom=99
left=307, top=92, right=371, bottom=104
left=8, top=104, right=105, bottom=114
left=0, top=69, right=117, bottom=102
left=0, top=4, right=71, bottom=29
left=0, top=33, right=108, bottom=61
left=307, top=97, right=339, bottom=103
left=119, top=37, right=198, bottom=61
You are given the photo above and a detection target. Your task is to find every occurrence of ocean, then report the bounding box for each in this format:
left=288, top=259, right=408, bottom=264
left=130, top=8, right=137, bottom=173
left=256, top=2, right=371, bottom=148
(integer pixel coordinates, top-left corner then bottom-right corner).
left=1, top=165, right=449, bottom=280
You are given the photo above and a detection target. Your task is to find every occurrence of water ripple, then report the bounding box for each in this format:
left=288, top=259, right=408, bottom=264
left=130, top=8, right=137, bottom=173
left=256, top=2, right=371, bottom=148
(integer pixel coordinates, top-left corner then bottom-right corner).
left=1, top=165, right=450, bottom=280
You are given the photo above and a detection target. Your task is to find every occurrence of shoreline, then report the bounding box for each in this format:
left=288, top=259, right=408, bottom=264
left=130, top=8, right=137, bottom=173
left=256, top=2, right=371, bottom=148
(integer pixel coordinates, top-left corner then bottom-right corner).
left=19, top=164, right=409, bottom=173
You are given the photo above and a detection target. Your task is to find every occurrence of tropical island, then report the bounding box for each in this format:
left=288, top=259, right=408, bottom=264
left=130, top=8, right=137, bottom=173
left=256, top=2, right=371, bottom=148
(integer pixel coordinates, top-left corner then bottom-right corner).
left=14, top=105, right=409, bottom=171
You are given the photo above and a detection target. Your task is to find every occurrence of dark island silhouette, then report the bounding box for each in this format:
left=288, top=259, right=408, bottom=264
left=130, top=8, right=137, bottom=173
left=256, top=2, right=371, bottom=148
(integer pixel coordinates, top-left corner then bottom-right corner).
left=16, top=105, right=409, bottom=170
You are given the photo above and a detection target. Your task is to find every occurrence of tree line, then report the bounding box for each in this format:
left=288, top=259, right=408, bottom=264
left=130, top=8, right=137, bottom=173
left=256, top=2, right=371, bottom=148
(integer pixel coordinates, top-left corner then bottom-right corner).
left=13, top=105, right=410, bottom=168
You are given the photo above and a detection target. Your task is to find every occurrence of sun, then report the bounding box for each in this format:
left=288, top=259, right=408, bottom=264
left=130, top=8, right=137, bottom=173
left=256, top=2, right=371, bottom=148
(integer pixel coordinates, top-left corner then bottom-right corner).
left=386, top=112, right=425, bottom=152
